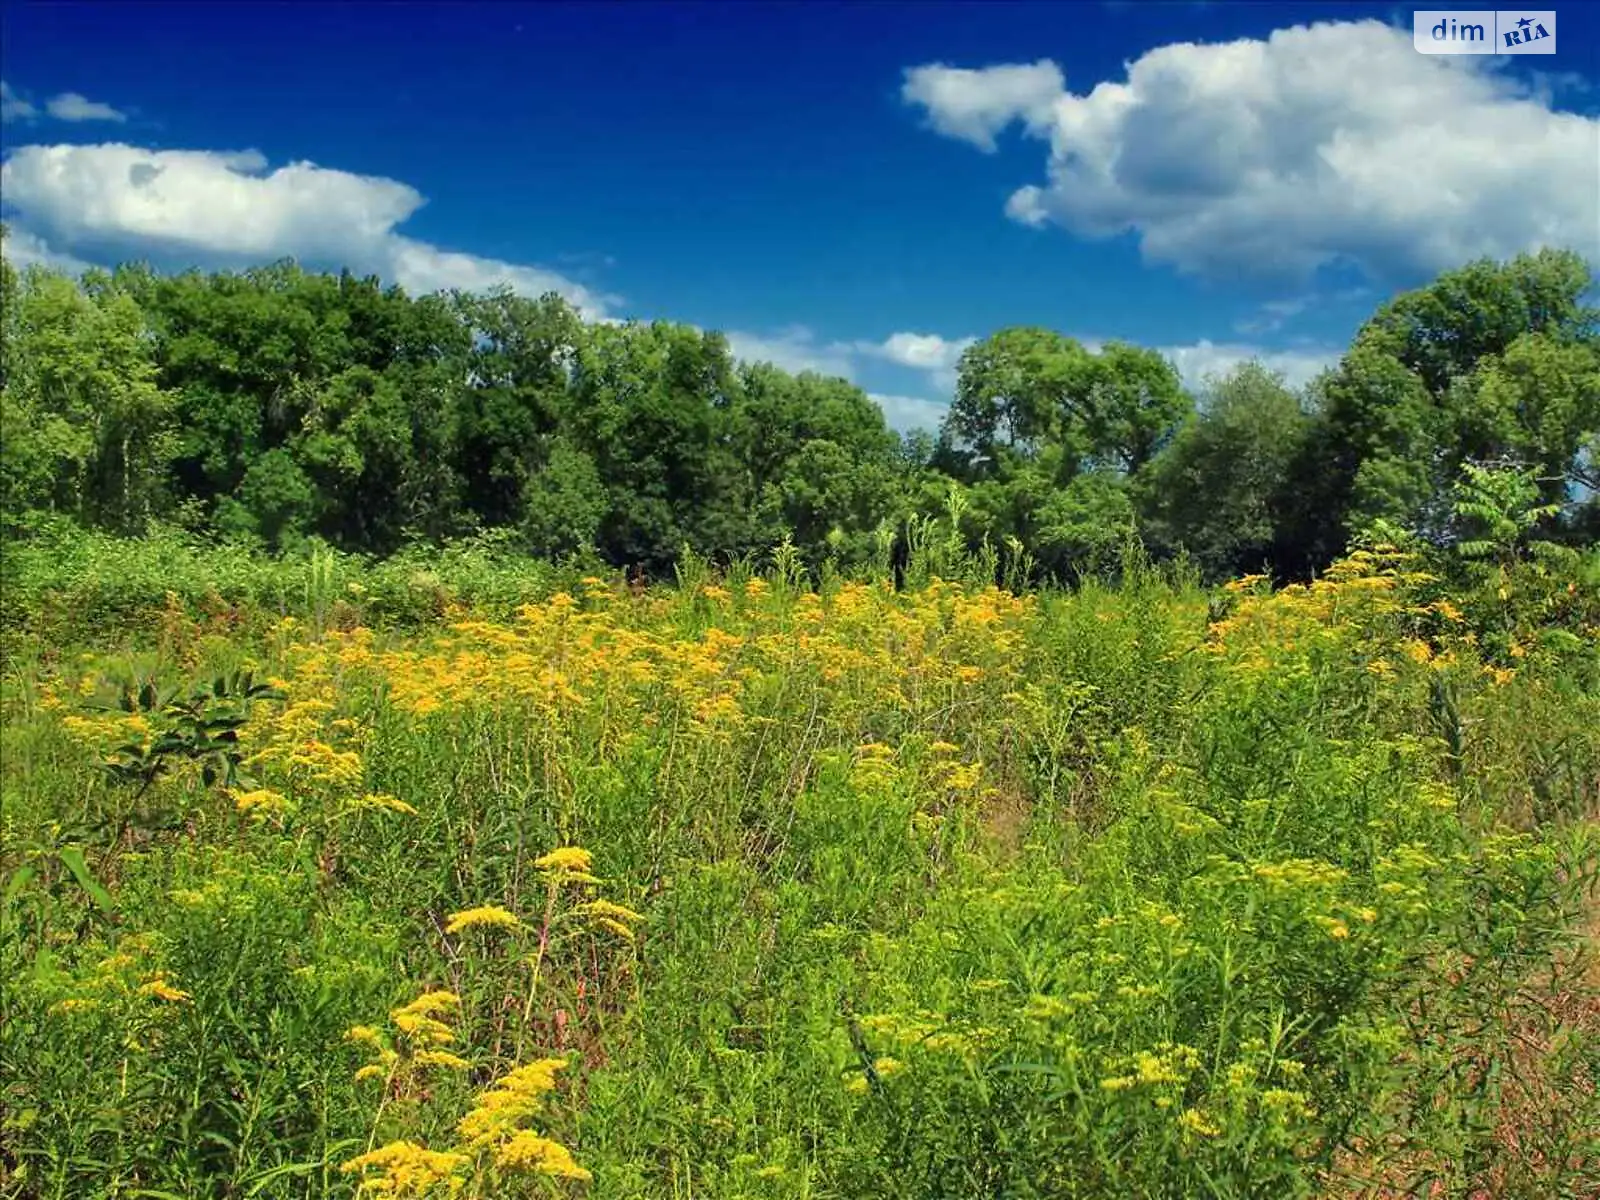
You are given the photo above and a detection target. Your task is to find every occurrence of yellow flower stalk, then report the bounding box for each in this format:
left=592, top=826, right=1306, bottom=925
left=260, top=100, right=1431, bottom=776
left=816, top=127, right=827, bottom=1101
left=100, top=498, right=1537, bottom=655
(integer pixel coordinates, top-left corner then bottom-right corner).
left=1178, top=1108, right=1221, bottom=1138
left=232, top=788, right=292, bottom=817
left=395, top=990, right=460, bottom=1018
left=137, top=977, right=191, bottom=1003
left=457, top=1058, right=571, bottom=1147
left=494, top=1130, right=592, bottom=1180
left=340, top=1140, right=466, bottom=1197
left=578, top=899, right=644, bottom=925
left=444, top=905, right=521, bottom=935
left=413, top=1049, right=472, bottom=1071
left=393, top=1011, right=455, bottom=1046
left=533, top=846, right=593, bottom=874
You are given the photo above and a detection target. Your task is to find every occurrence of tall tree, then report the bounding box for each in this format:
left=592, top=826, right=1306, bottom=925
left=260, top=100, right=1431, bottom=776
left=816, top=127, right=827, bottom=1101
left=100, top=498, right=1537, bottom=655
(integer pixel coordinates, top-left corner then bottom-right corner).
left=1285, top=248, right=1598, bottom=571
left=1139, top=362, right=1309, bottom=580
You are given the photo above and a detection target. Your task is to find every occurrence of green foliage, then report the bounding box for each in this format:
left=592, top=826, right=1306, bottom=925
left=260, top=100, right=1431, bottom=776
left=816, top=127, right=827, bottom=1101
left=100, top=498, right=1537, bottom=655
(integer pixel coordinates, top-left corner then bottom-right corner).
left=1286, top=248, right=1600, bottom=570
left=92, top=670, right=286, bottom=797
left=6, top=245, right=1595, bottom=583
left=3, top=543, right=1597, bottom=1197
left=1139, top=362, right=1310, bottom=581
left=1451, top=461, right=1563, bottom=569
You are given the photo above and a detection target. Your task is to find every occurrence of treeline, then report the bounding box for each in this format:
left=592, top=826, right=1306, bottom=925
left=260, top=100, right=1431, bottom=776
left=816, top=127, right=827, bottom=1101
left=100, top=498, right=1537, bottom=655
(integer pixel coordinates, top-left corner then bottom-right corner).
left=2, top=227, right=1596, bottom=582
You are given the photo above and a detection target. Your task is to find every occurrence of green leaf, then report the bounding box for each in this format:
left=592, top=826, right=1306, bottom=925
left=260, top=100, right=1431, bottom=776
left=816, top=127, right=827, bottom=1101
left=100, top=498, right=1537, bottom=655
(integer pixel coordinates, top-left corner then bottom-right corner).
left=57, top=846, right=112, bottom=914
left=4, top=863, right=39, bottom=907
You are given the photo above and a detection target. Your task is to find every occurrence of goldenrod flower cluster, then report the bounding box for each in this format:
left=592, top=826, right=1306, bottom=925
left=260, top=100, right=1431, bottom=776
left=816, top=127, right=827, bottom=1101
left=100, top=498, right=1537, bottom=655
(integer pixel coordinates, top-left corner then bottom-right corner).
left=340, top=1140, right=467, bottom=1197
left=347, top=989, right=470, bottom=1091
left=444, top=905, right=521, bottom=935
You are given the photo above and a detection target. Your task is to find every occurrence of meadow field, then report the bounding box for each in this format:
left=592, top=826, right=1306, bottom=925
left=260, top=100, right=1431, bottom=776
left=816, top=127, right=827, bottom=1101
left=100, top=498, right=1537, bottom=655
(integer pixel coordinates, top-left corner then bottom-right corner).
left=3, top=528, right=1598, bottom=1199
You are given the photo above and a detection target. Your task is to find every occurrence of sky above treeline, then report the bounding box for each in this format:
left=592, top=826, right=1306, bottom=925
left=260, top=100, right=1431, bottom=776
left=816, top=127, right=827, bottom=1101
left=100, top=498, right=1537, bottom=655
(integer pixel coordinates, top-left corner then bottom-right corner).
left=2, top=1, right=1597, bottom=432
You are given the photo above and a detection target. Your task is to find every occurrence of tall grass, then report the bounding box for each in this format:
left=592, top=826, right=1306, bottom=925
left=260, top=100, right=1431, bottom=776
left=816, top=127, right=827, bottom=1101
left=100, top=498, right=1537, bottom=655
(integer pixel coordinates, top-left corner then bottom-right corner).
left=2, top=531, right=1597, bottom=1198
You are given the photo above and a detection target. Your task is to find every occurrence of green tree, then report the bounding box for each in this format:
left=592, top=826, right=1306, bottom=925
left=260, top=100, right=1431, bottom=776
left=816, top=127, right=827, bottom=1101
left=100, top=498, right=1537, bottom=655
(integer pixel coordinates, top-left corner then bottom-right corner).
left=1, top=262, right=174, bottom=530
left=1139, top=362, right=1309, bottom=580
left=521, top=437, right=608, bottom=560
left=1286, top=249, right=1598, bottom=571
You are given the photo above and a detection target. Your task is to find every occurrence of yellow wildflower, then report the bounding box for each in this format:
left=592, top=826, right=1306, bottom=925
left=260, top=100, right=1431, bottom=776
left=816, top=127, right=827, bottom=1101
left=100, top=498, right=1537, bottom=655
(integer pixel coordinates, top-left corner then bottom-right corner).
left=457, top=1058, right=571, bottom=1147
left=1178, top=1108, right=1221, bottom=1138
left=393, top=1011, right=455, bottom=1046
left=395, top=990, right=459, bottom=1017
left=138, top=977, right=191, bottom=1003
left=579, top=899, right=644, bottom=924
left=534, top=846, right=593, bottom=875
left=413, top=1049, right=473, bottom=1071
left=233, top=788, right=292, bottom=817
left=340, top=1140, right=466, bottom=1197
left=494, top=1130, right=592, bottom=1180
left=444, top=905, right=521, bottom=934
left=346, top=1025, right=386, bottom=1049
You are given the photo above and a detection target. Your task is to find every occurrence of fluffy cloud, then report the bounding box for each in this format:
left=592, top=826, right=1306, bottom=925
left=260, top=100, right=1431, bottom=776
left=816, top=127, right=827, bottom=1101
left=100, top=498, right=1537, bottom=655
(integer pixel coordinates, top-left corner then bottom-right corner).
left=1, top=82, right=126, bottom=123
left=723, top=327, right=857, bottom=379
left=857, top=331, right=976, bottom=391
left=1155, top=339, right=1337, bottom=393
left=868, top=393, right=951, bottom=434
left=45, top=92, right=126, bottom=122
left=901, top=60, right=1064, bottom=152
left=903, top=20, right=1600, bottom=284
left=720, top=329, right=967, bottom=433
left=0, top=224, right=94, bottom=274
left=0, top=142, right=614, bottom=318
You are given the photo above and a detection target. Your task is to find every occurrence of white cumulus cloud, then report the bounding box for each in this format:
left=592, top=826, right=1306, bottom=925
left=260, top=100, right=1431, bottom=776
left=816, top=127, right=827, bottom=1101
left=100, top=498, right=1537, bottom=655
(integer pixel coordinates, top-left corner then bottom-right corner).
left=868, top=392, right=950, bottom=434
left=858, top=331, right=977, bottom=393
left=902, top=59, right=1065, bottom=152
left=0, top=142, right=615, bottom=318
left=723, top=326, right=857, bottom=379
left=2, top=82, right=127, bottom=123
left=1155, top=339, right=1337, bottom=393
left=903, top=20, right=1600, bottom=284
left=860, top=330, right=975, bottom=379
left=0, top=224, right=94, bottom=275
left=44, top=92, right=127, bottom=122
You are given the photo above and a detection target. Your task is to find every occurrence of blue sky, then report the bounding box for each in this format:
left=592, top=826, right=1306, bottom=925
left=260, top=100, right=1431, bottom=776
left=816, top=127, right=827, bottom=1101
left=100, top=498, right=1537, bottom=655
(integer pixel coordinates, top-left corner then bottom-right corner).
left=3, top=1, right=1597, bottom=431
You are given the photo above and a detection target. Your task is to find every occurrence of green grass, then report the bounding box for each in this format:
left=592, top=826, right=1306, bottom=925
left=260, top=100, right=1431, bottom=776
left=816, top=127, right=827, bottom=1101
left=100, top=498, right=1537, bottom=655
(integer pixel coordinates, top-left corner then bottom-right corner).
left=3, top=533, right=1598, bottom=1198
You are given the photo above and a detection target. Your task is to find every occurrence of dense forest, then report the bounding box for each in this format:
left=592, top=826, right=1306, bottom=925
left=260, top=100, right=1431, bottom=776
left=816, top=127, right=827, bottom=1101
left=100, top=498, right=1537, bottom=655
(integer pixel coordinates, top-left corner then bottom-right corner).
left=3, top=226, right=1595, bottom=580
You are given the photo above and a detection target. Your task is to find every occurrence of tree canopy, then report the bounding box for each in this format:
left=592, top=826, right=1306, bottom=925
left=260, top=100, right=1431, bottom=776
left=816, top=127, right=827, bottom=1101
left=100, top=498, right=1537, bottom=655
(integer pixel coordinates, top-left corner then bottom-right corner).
left=3, top=229, right=1595, bottom=581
